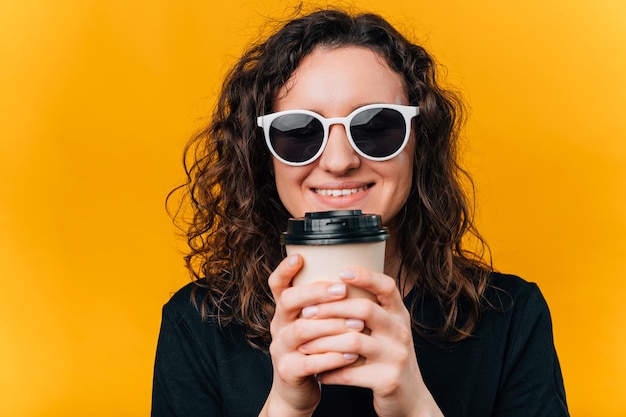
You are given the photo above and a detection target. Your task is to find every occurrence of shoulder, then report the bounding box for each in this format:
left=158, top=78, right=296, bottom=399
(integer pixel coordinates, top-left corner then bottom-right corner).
left=157, top=280, right=251, bottom=357
left=479, top=274, right=568, bottom=415
left=479, top=272, right=557, bottom=351
left=160, top=280, right=214, bottom=328
left=164, top=280, right=208, bottom=309
left=484, top=271, right=548, bottom=314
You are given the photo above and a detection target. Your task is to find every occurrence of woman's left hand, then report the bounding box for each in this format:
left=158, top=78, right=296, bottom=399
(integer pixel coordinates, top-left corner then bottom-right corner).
left=297, top=267, right=444, bottom=417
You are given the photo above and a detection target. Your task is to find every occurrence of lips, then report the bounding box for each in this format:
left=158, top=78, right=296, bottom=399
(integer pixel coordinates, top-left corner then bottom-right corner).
left=313, top=185, right=369, bottom=196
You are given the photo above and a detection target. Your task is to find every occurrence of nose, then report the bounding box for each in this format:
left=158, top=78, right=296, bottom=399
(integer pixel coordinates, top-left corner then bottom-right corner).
left=317, top=124, right=361, bottom=174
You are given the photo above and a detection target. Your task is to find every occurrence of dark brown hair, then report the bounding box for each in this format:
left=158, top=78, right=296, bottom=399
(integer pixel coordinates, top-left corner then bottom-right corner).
left=169, top=8, right=492, bottom=350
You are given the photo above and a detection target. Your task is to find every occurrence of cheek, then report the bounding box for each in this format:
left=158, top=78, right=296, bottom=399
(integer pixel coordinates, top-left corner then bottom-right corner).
left=387, top=153, right=414, bottom=212
left=274, top=176, right=291, bottom=205
left=273, top=162, right=290, bottom=199
left=390, top=170, right=412, bottom=207
left=272, top=161, right=308, bottom=215
left=399, top=143, right=415, bottom=192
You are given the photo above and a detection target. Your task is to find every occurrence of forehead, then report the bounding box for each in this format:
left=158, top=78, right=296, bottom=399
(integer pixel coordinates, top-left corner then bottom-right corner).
left=274, top=46, right=408, bottom=113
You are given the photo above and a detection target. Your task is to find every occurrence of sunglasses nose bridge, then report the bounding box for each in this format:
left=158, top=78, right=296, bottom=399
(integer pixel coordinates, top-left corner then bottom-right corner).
left=324, top=116, right=353, bottom=139
left=319, top=115, right=361, bottom=165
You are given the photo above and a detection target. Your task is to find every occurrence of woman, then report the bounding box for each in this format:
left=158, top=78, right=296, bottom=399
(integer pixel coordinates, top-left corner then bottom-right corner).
left=152, top=9, right=569, bottom=417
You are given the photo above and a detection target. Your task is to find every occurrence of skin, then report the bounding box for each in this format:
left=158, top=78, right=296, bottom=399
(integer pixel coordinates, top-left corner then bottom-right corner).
left=260, top=47, right=444, bottom=417
left=272, top=46, right=415, bottom=233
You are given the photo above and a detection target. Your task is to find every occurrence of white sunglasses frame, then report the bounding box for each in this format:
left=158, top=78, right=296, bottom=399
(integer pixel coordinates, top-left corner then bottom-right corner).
left=257, top=103, right=419, bottom=166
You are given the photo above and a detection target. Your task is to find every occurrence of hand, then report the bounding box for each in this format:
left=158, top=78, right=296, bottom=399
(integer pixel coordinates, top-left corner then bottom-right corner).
left=262, top=254, right=363, bottom=417
left=297, top=267, right=444, bottom=417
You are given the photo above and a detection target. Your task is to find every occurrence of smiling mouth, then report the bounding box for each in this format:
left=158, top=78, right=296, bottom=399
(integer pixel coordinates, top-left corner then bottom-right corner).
left=313, top=185, right=370, bottom=197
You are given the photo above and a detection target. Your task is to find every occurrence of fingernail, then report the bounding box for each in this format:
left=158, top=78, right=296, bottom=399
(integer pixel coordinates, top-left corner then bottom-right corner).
left=343, top=353, right=359, bottom=361
left=287, top=254, right=299, bottom=267
left=346, top=319, right=364, bottom=330
left=301, top=306, right=318, bottom=318
left=339, top=269, right=357, bottom=280
left=327, top=283, right=346, bottom=296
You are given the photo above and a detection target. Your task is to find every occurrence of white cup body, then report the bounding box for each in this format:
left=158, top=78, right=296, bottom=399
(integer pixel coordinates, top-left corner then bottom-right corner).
left=285, top=240, right=386, bottom=300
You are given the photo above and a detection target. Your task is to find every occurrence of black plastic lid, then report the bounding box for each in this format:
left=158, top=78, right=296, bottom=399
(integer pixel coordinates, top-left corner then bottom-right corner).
left=281, top=210, right=390, bottom=245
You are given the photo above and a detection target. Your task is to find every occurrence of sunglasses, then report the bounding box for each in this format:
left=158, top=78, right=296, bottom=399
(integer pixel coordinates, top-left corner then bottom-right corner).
left=257, top=103, right=419, bottom=166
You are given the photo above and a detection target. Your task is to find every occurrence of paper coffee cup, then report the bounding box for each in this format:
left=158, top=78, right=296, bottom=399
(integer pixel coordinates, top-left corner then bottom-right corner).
left=282, top=210, right=390, bottom=300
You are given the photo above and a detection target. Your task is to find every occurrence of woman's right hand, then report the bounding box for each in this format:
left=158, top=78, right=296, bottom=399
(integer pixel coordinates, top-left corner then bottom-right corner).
left=260, top=254, right=363, bottom=417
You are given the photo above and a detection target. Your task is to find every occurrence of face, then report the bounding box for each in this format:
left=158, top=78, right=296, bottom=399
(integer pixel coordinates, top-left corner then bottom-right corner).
left=271, top=46, right=415, bottom=227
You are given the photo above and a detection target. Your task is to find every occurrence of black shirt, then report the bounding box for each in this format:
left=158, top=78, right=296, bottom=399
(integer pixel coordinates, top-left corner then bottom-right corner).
left=151, top=273, right=569, bottom=416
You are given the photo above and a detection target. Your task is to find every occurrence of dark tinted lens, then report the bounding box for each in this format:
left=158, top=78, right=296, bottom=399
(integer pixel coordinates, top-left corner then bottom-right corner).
left=269, top=114, right=324, bottom=163
left=350, top=108, right=406, bottom=157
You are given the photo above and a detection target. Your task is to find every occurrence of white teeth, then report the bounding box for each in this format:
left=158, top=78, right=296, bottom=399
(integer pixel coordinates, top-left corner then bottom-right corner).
left=315, top=186, right=367, bottom=196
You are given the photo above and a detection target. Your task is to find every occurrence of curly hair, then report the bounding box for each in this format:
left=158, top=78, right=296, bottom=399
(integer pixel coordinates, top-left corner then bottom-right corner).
left=168, top=8, right=492, bottom=350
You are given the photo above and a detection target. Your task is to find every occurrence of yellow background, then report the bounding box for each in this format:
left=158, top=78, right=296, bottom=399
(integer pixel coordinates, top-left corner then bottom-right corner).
left=1, top=0, right=624, bottom=415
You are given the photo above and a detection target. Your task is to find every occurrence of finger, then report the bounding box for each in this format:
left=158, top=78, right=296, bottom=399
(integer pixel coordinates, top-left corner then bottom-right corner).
left=296, top=325, right=400, bottom=363
left=316, top=360, right=397, bottom=389
left=298, top=328, right=369, bottom=356
left=339, top=268, right=405, bottom=311
left=278, top=351, right=360, bottom=380
left=270, top=282, right=350, bottom=337
left=287, top=317, right=365, bottom=350
left=268, top=254, right=302, bottom=300
left=278, top=282, right=348, bottom=315
left=306, top=297, right=412, bottom=344
left=315, top=339, right=415, bottom=388
left=304, top=297, right=382, bottom=324
left=275, top=314, right=364, bottom=352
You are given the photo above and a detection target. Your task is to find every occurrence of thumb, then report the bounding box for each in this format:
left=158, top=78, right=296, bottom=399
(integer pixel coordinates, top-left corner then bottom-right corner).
left=268, top=254, right=302, bottom=300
